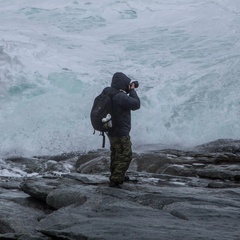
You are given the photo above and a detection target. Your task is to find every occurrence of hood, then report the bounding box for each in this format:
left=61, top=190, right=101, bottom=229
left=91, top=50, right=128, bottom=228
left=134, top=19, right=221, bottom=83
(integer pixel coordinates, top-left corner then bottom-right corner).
left=111, top=72, right=131, bottom=91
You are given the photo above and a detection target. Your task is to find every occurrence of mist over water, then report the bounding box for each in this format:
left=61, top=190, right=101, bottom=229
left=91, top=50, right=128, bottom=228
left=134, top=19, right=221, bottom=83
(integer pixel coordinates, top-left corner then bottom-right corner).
left=0, top=0, right=240, bottom=157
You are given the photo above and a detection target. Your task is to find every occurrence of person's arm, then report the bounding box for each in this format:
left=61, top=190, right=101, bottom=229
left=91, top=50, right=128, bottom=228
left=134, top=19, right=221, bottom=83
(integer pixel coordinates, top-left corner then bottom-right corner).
left=128, top=89, right=140, bottom=110
left=120, top=84, right=140, bottom=110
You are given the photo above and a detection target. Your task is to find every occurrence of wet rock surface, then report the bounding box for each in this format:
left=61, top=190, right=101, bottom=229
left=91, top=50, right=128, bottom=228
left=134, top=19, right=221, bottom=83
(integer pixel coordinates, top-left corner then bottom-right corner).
left=0, top=139, right=240, bottom=240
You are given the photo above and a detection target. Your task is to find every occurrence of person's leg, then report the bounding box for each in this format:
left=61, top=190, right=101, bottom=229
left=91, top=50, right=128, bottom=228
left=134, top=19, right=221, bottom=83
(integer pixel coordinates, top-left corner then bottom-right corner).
left=109, top=140, right=116, bottom=174
left=110, top=136, right=132, bottom=184
left=108, top=136, right=122, bottom=185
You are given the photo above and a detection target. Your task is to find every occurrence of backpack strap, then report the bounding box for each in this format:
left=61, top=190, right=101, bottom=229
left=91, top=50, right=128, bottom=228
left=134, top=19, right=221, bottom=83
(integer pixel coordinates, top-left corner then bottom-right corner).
left=101, top=132, right=106, bottom=148
left=102, top=87, right=120, bottom=99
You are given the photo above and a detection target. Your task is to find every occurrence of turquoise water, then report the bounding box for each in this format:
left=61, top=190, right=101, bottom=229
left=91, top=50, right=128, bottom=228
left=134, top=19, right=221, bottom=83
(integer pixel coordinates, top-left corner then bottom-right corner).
left=0, top=0, right=240, bottom=156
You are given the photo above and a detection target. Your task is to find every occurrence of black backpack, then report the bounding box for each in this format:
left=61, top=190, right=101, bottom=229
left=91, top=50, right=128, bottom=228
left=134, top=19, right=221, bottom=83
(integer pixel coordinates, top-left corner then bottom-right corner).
left=90, top=87, right=119, bottom=148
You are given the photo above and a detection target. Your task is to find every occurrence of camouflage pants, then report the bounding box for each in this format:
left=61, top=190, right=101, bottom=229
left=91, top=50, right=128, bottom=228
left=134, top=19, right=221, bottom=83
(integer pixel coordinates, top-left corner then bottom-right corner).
left=108, top=135, right=132, bottom=184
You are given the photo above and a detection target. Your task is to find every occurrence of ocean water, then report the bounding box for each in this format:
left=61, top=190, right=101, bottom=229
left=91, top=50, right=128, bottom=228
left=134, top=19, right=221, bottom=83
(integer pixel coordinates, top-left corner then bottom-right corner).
left=0, top=0, right=240, bottom=157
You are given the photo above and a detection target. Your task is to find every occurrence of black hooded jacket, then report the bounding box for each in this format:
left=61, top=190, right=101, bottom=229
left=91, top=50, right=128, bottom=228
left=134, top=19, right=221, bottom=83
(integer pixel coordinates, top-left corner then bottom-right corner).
left=108, top=72, right=140, bottom=137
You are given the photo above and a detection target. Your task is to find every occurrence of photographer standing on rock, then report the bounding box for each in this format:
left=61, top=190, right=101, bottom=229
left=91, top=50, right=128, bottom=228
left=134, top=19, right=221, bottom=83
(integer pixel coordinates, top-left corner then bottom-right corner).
left=107, top=72, right=140, bottom=188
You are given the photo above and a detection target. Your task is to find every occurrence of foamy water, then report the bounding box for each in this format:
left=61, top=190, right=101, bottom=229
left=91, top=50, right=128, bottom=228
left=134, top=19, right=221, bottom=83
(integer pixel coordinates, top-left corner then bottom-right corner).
left=0, top=0, right=240, bottom=158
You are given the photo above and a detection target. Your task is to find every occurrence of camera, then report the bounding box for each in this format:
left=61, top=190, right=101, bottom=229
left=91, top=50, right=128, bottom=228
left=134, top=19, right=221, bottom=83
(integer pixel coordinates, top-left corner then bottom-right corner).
left=130, top=81, right=139, bottom=88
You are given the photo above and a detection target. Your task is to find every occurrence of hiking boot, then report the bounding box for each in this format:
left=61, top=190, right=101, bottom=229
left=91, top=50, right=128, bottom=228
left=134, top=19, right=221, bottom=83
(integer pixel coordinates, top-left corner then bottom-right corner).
left=109, top=181, right=121, bottom=188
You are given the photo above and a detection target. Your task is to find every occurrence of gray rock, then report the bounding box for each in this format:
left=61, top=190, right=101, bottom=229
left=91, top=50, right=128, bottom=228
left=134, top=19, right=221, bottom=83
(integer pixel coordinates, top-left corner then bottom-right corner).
left=20, top=179, right=58, bottom=201
left=0, top=199, right=45, bottom=236
left=46, top=185, right=93, bottom=209
left=195, top=139, right=240, bottom=153
left=1, top=139, right=240, bottom=239
left=77, top=156, right=110, bottom=174
left=37, top=185, right=240, bottom=240
left=0, top=233, right=50, bottom=240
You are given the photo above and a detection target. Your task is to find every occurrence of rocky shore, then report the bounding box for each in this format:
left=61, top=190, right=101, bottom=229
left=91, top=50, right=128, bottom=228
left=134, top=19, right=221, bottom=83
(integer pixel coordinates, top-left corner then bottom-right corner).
left=0, top=139, right=240, bottom=240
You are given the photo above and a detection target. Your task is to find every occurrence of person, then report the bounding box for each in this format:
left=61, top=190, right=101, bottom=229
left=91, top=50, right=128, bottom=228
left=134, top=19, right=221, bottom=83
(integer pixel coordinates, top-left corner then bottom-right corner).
left=107, top=72, right=141, bottom=188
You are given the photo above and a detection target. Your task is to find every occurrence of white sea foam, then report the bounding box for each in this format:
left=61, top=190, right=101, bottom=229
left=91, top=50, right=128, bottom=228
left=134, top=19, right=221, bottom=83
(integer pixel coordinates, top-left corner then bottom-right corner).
left=0, top=0, right=240, bottom=157
left=0, top=158, right=32, bottom=177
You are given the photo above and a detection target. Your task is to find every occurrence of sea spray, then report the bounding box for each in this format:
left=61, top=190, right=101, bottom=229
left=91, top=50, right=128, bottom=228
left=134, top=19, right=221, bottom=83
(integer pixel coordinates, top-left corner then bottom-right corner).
left=0, top=0, right=239, bottom=157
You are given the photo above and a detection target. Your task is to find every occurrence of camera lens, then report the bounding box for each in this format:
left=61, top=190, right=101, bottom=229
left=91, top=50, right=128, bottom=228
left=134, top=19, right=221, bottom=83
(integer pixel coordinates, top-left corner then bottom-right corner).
left=133, top=81, right=139, bottom=88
